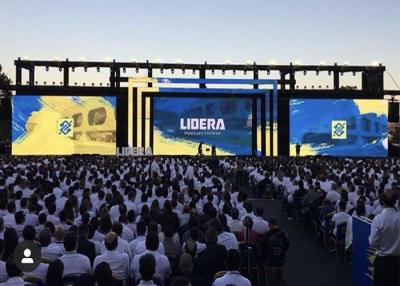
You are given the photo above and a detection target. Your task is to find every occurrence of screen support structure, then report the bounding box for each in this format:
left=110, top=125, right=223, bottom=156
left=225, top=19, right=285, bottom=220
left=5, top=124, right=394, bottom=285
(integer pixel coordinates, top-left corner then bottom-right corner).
left=128, top=77, right=278, bottom=156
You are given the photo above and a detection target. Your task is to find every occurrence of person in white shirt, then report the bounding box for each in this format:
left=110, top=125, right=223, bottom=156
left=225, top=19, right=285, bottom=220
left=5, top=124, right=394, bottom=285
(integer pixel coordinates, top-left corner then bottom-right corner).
left=59, top=231, right=91, bottom=276
left=240, top=202, right=256, bottom=221
left=3, top=202, right=16, bottom=228
left=252, top=207, right=269, bottom=235
left=229, top=208, right=244, bottom=234
left=368, top=191, right=400, bottom=286
left=46, top=204, right=60, bottom=226
left=0, top=260, right=26, bottom=286
left=24, top=205, right=39, bottom=227
left=331, top=200, right=350, bottom=236
left=130, top=232, right=171, bottom=283
left=326, top=188, right=341, bottom=204
left=39, top=229, right=63, bottom=262
left=215, top=216, right=238, bottom=251
left=212, top=249, right=251, bottom=286
left=100, top=223, right=132, bottom=260
left=93, top=232, right=129, bottom=284
left=345, top=201, right=366, bottom=250
left=23, top=262, right=49, bottom=284
left=129, top=221, right=146, bottom=256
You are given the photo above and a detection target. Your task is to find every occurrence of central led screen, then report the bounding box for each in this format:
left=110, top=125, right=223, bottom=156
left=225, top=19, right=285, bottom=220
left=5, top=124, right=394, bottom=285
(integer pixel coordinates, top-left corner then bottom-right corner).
left=153, top=97, right=253, bottom=155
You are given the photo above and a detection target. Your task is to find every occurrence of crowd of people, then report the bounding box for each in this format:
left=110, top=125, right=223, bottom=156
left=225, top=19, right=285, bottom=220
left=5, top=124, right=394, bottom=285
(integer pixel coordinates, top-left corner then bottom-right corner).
left=0, top=155, right=398, bottom=286
left=271, top=157, right=400, bottom=286
left=0, top=156, right=291, bottom=286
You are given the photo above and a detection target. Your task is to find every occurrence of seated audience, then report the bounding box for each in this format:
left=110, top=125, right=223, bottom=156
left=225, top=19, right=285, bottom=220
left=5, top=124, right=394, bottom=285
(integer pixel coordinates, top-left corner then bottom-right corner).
left=59, top=231, right=91, bottom=276
left=93, top=262, right=113, bottom=286
left=93, top=232, right=129, bottom=283
left=45, top=259, right=64, bottom=286
left=130, top=232, right=171, bottom=283
left=197, top=228, right=227, bottom=282
left=212, top=249, right=251, bottom=286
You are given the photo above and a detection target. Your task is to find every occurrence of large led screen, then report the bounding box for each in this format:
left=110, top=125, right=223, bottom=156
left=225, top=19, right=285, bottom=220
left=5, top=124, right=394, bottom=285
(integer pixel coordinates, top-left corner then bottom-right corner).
left=290, top=99, right=388, bottom=157
left=153, top=97, right=252, bottom=155
left=12, top=96, right=116, bottom=155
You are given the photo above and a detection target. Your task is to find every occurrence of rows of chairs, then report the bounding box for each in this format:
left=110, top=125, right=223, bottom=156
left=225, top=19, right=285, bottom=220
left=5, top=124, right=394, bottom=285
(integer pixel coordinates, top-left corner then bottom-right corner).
left=283, top=195, right=349, bottom=263
left=215, top=241, right=288, bottom=286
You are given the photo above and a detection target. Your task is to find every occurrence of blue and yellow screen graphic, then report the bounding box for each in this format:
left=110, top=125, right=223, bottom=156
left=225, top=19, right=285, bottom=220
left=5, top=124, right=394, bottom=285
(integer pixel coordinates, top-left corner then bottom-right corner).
left=290, top=99, right=388, bottom=157
left=12, top=96, right=116, bottom=155
left=153, top=97, right=252, bottom=155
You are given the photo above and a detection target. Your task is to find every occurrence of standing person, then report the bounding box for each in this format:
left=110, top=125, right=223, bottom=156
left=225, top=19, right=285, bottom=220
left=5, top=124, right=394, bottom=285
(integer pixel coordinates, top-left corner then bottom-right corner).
left=295, top=142, right=301, bottom=157
left=198, top=142, right=203, bottom=156
left=368, top=191, right=400, bottom=286
left=211, top=145, right=216, bottom=157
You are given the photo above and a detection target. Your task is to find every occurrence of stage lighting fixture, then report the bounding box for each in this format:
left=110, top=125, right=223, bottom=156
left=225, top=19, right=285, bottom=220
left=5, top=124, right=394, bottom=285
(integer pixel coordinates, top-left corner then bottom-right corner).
left=72, top=67, right=75, bottom=72
left=52, top=81, right=55, bottom=85
left=60, top=82, right=62, bottom=85
left=45, top=66, right=49, bottom=72
left=92, top=83, right=95, bottom=86
left=44, top=81, right=47, bottom=85
left=303, top=70, right=307, bottom=76
left=222, top=70, right=225, bottom=75
left=107, top=83, right=110, bottom=86
left=35, top=81, right=38, bottom=85
left=192, top=69, right=196, bottom=75
left=100, top=83, right=103, bottom=86
left=59, top=67, right=62, bottom=72
left=244, top=70, right=247, bottom=75
left=326, top=85, right=329, bottom=88
left=341, top=72, right=344, bottom=76
left=182, top=69, right=185, bottom=74
left=319, top=85, right=322, bottom=89
left=304, top=85, right=307, bottom=89
left=74, top=82, right=77, bottom=86
left=84, top=66, right=87, bottom=72
left=328, top=70, right=332, bottom=76
left=316, top=70, right=319, bottom=76
left=312, top=85, right=315, bottom=89
left=171, top=69, right=174, bottom=74
left=233, top=70, right=236, bottom=75
left=161, top=68, right=164, bottom=74
left=267, top=70, right=270, bottom=75
left=122, top=67, right=126, bottom=73
left=296, top=85, right=299, bottom=89
left=353, top=71, right=356, bottom=76
left=97, top=67, right=101, bottom=72
left=211, top=69, right=215, bottom=75
left=26, top=81, right=29, bottom=84
left=136, top=67, right=139, bottom=73
left=83, top=83, right=86, bottom=86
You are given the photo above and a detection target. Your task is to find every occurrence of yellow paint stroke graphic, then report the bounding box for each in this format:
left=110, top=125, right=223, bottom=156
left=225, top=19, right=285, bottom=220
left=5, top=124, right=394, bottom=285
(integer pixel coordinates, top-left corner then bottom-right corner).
left=354, top=99, right=388, bottom=116
left=13, top=96, right=116, bottom=155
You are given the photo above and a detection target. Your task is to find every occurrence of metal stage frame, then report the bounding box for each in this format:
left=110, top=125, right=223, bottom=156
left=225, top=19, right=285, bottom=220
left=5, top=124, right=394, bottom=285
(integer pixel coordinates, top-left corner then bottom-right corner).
left=0, top=58, right=396, bottom=156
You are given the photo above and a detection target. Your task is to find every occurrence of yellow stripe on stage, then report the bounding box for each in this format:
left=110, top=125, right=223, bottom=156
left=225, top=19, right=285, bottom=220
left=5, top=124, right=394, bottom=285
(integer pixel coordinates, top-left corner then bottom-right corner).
left=128, top=78, right=159, bottom=148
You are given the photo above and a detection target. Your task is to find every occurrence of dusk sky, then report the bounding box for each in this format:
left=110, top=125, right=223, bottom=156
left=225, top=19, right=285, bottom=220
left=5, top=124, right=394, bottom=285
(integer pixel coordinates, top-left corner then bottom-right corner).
left=1, top=0, right=399, bottom=89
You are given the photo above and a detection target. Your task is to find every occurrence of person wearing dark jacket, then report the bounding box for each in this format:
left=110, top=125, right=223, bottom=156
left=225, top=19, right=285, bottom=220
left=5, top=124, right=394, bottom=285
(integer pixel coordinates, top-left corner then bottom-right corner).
left=258, top=218, right=290, bottom=261
left=196, top=228, right=227, bottom=283
left=170, top=253, right=206, bottom=286
left=77, top=224, right=96, bottom=266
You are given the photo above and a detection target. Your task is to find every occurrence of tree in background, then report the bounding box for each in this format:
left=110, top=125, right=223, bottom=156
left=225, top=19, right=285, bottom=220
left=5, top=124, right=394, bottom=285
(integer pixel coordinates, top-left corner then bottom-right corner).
left=0, top=64, right=12, bottom=149
left=0, top=64, right=12, bottom=96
